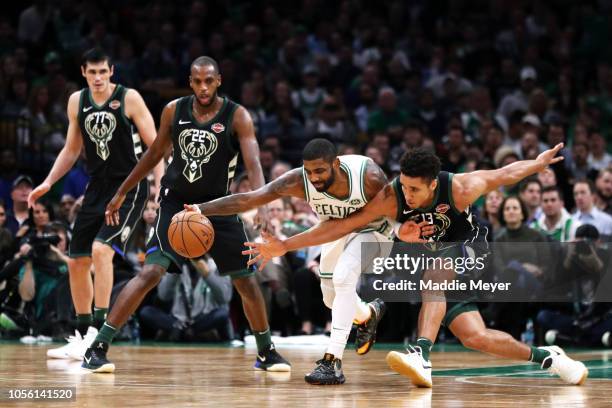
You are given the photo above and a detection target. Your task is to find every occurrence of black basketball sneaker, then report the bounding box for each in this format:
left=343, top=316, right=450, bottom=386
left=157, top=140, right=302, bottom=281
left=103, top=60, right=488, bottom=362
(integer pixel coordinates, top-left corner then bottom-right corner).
left=81, top=341, right=115, bottom=373
left=305, top=353, right=345, bottom=385
left=355, top=298, right=386, bottom=355
left=254, top=344, right=291, bottom=372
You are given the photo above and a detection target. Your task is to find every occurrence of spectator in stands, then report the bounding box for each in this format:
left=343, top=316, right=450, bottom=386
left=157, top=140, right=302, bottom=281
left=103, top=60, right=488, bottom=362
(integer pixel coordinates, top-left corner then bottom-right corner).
left=480, top=188, right=504, bottom=237
left=531, top=186, right=580, bottom=242
left=572, top=180, right=612, bottom=236
left=588, top=129, right=612, bottom=171
left=6, top=175, right=32, bottom=236
left=537, top=224, right=612, bottom=347
left=571, top=142, right=597, bottom=182
left=139, top=256, right=232, bottom=342
left=18, top=222, right=69, bottom=335
left=494, top=195, right=550, bottom=337
left=518, top=177, right=542, bottom=224
left=367, top=86, right=409, bottom=140
left=594, top=167, right=612, bottom=215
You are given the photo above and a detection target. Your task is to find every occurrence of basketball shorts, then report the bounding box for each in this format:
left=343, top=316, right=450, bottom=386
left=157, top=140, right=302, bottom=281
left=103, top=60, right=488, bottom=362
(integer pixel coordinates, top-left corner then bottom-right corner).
left=410, top=242, right=487, bottom=327
left=319, top=230, right=392, bottom=280
left=144, top=187, right=254, bottom=279
left=69, top=178, right=149, bottom=258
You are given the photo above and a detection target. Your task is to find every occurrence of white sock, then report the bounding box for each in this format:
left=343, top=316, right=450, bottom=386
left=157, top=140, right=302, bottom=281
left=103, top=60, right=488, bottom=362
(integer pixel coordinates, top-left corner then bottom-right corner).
left=326, top=284, right=358, bottom=360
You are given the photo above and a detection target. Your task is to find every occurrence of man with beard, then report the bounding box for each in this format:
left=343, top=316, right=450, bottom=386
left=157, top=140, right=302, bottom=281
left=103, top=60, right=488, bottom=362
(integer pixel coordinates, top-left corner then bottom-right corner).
left=594, top=167, right=612, bottom=215
left=83, top=56, right=290, bottom=374
left=185, top=138, right=393, bottom=385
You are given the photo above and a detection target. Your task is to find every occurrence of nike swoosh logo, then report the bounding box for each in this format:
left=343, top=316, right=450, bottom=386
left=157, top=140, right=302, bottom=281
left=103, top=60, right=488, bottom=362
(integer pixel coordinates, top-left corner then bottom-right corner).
left=403, top=210, right=414, bottom=214
left=258, top=355, right=266, bottom=362
left=84, top=356, right=91, bottom=364
left=311, top=197, right=325, bottom=201
left=178, top=120, right=191, bottom=125
left=83, top=106, right=93, bottom=112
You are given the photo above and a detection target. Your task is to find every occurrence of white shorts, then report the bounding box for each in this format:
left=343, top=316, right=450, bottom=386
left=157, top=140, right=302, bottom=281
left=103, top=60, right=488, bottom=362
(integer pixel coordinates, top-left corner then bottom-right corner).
left=319, top=231, right=392, bottom=280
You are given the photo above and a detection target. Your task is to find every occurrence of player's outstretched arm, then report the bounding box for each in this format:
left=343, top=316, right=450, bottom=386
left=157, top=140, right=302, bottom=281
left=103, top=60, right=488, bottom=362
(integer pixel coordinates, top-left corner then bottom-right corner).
left=28, top=92, right=83, bottom=208
left=185, top=168, right=305, bottom=216
left=243, top=183, right=398, bottom=269
left=105, top=101, right=175, bottom=225
left=453, top=143, right=565, bottom=211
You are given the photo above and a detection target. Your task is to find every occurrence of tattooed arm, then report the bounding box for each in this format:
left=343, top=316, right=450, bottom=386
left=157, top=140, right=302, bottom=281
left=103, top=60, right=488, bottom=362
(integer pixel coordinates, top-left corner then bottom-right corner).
left=191, top=168, right=305, bottom=216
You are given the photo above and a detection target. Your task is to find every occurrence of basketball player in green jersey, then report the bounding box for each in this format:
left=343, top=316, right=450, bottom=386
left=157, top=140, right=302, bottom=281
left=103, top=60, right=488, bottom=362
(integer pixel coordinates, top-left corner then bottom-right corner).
left=245, top=145, right=589, bottom=387
left=82, top=56, right=290, bottom=373
left=28, top=48, right=164, bottom=361
left=185, top=138, right=392, bottom=385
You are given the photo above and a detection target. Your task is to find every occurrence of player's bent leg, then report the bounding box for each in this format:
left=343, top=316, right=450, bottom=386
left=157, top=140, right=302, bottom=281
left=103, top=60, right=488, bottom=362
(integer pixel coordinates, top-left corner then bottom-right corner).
left=232, top=274, right=291, bottom=372
left=81, top=264, right=166, bottom=373
left=449, top=310, right=588, bottom=385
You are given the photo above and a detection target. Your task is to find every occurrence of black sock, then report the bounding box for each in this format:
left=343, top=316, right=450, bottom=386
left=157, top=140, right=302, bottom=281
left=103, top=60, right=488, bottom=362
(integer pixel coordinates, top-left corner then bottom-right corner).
left=93, top=307, right=108, bottom=329
left=76, top=314, right=93, bottom=337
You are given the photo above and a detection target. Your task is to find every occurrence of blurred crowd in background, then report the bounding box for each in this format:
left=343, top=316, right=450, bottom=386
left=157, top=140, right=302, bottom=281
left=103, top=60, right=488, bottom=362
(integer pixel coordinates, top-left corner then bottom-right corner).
left=1, top=0, right=612, bottom=347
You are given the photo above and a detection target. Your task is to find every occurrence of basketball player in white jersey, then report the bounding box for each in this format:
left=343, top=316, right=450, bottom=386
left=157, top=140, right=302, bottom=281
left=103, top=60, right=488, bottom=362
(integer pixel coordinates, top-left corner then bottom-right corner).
left=185, top=138, right=393, bottom=384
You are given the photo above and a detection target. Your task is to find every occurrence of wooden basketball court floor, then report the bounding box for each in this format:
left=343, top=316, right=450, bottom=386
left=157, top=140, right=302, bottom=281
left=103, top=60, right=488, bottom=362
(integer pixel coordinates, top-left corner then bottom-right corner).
left=1, top=342, right=611, bottom=407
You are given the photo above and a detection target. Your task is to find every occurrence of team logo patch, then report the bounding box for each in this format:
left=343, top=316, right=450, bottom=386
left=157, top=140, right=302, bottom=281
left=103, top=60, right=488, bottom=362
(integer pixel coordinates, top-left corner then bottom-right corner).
left=350, top=199, right=361, bottom=205
left=211, top=123, right=225, bottom=133
left=84, top=111, right=117, bottom=160
left=178, top=128, right=218, bottom=183
left=109, top=100, right=121, bottom=110
left=436, top=204, right=450, bottom=214
left=120, top=226, right=131, bottom=243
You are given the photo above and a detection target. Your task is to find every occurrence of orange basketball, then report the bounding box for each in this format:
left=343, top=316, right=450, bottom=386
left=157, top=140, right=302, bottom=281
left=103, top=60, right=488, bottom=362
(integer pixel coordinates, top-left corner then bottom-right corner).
left=168, top=211, right=215, bottom=258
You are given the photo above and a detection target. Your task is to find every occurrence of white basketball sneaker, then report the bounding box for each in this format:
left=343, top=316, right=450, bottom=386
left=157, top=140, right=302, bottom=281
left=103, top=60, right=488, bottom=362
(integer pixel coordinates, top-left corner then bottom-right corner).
left=386, top=345, right=433, bottom=388
left=47, top=330, right=84, bottom=359
left=540, top=346, right=588, bottom=385
left=67, top=326, right=98, bottom=361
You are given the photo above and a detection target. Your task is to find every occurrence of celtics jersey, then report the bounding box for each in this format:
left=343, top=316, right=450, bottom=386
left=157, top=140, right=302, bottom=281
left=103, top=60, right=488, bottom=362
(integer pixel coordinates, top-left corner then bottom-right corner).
left=392, top=171, right=486, bottom=245
left=303, top=155, right=392, bottom=236
left=162, top=96, right=240, bottom=202
left=78, top=84, right=143, bottom=180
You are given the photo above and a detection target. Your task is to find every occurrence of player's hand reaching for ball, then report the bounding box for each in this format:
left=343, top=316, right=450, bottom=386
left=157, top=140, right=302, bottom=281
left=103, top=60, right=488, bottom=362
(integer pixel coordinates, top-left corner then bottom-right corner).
left=105, top=193, right=126, bottom=226
left=396, top=220, right=434, bottom=243
left=243, top=231, right=287, bottom=270
left=183, top=204, right=201, bottom=214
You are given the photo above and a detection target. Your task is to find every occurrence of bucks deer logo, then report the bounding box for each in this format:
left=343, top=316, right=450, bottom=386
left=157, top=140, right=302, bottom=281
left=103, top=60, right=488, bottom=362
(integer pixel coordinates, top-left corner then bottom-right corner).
left=84, top=111, right=117, bottom=160
left=178, top=128, right=218, bottom=183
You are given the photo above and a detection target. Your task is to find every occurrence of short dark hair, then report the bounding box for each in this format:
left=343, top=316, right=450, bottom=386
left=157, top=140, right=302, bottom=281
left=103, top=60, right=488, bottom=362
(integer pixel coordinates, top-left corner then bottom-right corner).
left=498, top=195, right=529, bottom=226
left=303, top=138, right=337, bottom=163
left=81, top=48, right=112, bottom=68
left=399, top=148, right=441, bottom=182
left=542, top=185, right=563, bottom=201
left=574, top=178, right=596, bottom=194
left=519, top=177, right=542, bottom=193
left=191, top=56, right=219, bottom=74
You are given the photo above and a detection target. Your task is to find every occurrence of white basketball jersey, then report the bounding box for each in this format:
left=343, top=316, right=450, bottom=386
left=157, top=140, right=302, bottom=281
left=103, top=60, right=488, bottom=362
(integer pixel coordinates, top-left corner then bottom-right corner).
left=302, top=155, right=392, bottom=236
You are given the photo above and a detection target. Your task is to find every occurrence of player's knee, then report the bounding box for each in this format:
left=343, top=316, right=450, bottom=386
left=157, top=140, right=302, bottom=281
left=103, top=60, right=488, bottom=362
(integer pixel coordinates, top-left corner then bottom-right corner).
left=68, top=257, right=91, bottom=274
left=232, top=275, right=260, bottom=299
left=460, top=330, right=489, bottom=351
left=322, top=291, right=334, bottom=309
left=137, top=265, right=165, bottom=290
left=92, top=241, right=114, bottom=260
